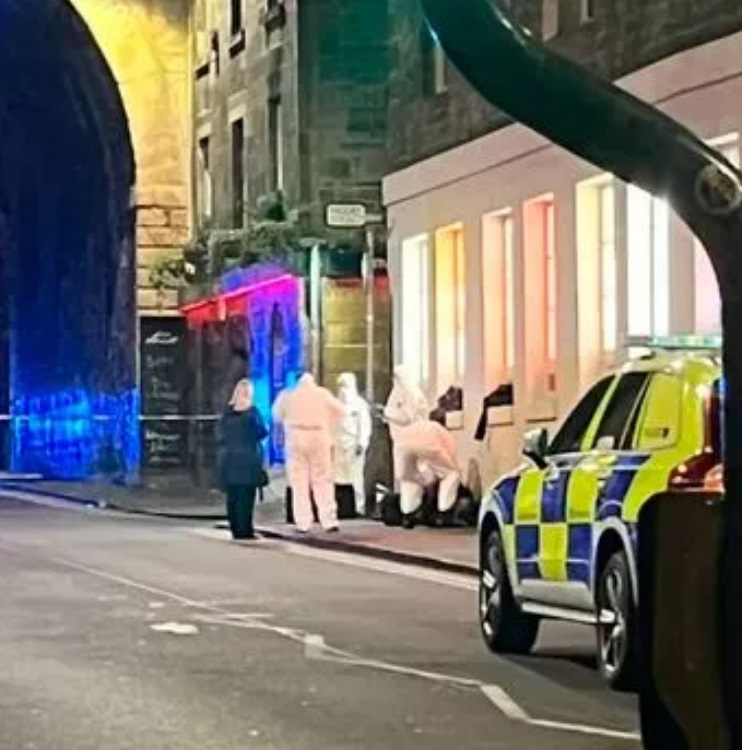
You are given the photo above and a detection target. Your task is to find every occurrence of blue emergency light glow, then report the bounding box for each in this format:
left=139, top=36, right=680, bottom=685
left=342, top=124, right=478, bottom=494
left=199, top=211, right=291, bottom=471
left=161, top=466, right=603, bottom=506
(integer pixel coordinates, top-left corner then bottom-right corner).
left=11, top=388, right=140, bottom=480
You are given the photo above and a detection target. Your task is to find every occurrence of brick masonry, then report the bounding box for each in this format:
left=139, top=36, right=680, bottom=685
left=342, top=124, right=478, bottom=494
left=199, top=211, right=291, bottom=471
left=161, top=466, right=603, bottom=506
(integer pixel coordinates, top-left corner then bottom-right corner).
left=388, top=0, right=742, bottom=171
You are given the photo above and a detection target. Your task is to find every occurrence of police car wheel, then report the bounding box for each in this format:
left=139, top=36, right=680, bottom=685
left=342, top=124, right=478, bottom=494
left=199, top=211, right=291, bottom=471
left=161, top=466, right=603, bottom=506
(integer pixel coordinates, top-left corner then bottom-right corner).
left=479, top=531, right=539, bottom=655
left=596, top=551, right=637, bottom=690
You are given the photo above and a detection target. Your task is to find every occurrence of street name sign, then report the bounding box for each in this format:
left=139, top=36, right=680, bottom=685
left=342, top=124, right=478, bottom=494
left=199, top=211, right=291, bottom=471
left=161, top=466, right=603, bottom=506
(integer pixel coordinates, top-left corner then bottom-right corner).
left=325, top=203, right=367, bottom=228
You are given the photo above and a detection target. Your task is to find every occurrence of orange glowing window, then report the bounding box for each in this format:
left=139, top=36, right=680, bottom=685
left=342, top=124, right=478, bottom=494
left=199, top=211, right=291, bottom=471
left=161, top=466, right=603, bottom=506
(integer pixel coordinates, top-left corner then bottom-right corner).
left=434, top=224, right=467, bottom=391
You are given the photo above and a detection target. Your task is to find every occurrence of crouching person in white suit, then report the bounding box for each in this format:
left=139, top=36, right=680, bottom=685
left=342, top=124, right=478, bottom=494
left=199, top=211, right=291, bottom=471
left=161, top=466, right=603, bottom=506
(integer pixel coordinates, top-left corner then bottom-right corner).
left=334, top=372, right=372, bottom=516
left=384, top=366, right=461, bottom=528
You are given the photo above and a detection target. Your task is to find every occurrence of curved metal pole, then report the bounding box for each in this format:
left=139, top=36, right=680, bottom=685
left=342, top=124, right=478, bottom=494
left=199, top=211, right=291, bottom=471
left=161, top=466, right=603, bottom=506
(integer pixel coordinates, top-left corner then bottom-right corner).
left=422, top=0, right=742, bottom=740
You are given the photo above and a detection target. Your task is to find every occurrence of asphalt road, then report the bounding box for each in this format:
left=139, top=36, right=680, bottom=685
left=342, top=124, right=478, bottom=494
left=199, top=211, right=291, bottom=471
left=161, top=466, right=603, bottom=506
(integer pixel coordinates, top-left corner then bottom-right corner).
left=0, top=495, right=639, bottom=749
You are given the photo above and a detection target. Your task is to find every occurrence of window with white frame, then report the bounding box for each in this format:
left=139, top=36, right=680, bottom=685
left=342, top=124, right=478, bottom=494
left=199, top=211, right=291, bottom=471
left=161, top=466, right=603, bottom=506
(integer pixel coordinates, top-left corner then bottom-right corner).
left=695, top=134, right=739, bottom=334
left=434, top=224, right=466, bottom=392
left=627, top=185, right=670, bottom=337
left=400, top=235, right=431, bottom=389
left=523, top=196, right=557, bottom=401
left=482, top=211, right=516, bottom=391
left=598, top=181, right=617, bottom=354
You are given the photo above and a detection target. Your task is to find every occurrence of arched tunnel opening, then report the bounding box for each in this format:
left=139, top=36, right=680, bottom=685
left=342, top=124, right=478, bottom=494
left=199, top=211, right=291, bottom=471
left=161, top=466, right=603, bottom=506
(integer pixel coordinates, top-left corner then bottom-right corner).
left=0, top=0, right=137, bottom=480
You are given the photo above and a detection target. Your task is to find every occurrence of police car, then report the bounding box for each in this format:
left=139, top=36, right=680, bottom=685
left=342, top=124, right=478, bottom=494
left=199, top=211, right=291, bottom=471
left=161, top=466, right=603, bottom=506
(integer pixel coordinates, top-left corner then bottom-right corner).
left=477, top=336, right=724, bottom=689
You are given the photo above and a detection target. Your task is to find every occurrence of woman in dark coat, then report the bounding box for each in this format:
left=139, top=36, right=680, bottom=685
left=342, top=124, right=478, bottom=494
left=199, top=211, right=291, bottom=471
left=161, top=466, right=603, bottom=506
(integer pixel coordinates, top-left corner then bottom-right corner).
left=219, top=379, right=269, bottom=540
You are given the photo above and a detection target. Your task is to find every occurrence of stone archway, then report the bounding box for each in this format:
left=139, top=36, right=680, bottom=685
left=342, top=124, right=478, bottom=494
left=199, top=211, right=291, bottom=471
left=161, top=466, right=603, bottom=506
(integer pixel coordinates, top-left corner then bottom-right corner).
left=69, top=0, right=191, bottom=315
left=0, top=0, right=189, bottom=479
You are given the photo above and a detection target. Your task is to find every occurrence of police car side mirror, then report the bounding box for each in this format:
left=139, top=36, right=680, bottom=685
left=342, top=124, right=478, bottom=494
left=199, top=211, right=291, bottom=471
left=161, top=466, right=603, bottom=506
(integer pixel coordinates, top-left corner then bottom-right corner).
left=523, top=428, right=549, bottom=469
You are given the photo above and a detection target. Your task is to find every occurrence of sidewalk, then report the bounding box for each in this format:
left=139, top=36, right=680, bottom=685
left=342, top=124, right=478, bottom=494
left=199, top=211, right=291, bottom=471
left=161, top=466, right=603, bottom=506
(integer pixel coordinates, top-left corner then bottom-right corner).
left=0, top=475, right=478, bottom=576
left=0, top=473, right=286, bottom=523
left=252, top=520, right=478, bottom=576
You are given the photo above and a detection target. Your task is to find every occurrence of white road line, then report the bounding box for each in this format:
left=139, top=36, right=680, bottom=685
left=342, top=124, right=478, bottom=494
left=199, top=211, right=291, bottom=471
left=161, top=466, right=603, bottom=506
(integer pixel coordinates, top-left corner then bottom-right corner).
left=0, top=539, right=639, bottom=743
left=481, top=684, right=531, bottom=722
left=529, top=718, right=640, bottom=741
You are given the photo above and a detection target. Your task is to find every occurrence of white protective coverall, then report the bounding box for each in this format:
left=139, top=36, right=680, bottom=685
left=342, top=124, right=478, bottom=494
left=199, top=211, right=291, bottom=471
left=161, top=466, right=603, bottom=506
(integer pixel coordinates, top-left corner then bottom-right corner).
left=384, top=366, right=461, bottom=516
left=334, top=373, right=372, bottom=514
left=273, top=373, right=345, bottom=531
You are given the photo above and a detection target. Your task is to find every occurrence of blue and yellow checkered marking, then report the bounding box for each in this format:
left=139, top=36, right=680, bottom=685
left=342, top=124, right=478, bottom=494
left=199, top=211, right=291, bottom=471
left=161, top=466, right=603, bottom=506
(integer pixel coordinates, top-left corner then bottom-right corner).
left=495, top=453, right=652, bottom=585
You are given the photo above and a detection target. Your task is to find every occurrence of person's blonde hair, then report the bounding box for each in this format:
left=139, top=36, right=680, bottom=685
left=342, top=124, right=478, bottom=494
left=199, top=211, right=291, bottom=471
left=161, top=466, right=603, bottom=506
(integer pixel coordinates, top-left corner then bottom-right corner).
left=228, top=378, right=254, bottom=411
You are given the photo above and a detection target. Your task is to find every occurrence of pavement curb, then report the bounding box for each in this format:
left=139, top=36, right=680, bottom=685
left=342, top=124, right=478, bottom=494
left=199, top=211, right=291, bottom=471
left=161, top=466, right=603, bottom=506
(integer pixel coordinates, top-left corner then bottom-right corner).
left=0, top=483, right=227, bottom=522
left=1, top=482, right=477, bottom=577
left=254, top=525, right=478, bottom=578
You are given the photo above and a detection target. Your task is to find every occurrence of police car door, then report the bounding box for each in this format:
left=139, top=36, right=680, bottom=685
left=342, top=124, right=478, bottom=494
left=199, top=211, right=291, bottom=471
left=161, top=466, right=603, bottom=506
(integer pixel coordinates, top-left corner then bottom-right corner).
left=579, top=371, right=653, bottom=570
left=518, top=376, right=614, bottom=591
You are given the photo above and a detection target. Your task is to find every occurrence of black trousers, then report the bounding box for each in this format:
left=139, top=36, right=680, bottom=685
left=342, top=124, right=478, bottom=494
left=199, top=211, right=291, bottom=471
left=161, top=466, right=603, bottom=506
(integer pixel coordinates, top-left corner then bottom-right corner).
left=225, top=485, right=257, bottom=539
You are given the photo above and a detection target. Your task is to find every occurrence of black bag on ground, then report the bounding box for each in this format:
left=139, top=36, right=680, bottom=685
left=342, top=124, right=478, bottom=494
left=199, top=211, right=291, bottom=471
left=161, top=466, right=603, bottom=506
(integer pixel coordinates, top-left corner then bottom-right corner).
left=335, top=484, right=358, bottom=520
left=379, top=487, right=403, bottom=527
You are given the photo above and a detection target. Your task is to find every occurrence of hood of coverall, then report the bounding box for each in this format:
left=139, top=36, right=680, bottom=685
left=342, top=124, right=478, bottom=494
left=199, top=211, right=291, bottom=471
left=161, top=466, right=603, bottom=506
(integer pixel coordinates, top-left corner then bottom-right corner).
left=337, top=372, right=360, bottom=404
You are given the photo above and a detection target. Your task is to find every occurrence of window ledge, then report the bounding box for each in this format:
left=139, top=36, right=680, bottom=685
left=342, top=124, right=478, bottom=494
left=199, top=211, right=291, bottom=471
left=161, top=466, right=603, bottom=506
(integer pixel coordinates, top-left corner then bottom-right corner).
left=195, top=60, right=211, bottom=80
left=526, top=394, right=557, bottom=423
left=487, top=405, right=515, bottom=428
left=229, top=29, right=246, bottom=58
left=444, top=411, right=465, bottom=431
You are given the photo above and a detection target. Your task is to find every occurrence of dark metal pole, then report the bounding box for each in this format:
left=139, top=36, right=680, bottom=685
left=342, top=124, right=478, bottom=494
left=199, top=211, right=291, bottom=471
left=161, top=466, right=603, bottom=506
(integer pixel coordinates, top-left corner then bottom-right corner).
left=421, top=0, right=742, bottom=743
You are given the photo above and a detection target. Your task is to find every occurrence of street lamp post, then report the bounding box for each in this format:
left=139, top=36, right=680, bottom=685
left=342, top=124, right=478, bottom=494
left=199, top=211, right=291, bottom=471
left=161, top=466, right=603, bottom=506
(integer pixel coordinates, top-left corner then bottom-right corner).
left=422, top=0, right=742, bottom=745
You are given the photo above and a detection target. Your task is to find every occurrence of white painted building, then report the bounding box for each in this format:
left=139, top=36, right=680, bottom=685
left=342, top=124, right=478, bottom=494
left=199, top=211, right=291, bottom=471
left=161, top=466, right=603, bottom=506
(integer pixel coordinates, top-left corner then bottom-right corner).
left=382, top=31, right=742, bottom=492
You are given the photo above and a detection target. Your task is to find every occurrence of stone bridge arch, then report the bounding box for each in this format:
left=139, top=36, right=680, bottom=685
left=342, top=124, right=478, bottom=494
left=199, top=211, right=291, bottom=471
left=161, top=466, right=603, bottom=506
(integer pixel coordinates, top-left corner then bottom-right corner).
left=70, top=0, right=191, bottom=314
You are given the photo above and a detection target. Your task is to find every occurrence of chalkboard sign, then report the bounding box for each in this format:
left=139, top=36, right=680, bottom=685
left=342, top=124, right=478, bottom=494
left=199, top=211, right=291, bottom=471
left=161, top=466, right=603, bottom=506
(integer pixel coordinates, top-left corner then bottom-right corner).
left=140, top=318, right=188, bottom=470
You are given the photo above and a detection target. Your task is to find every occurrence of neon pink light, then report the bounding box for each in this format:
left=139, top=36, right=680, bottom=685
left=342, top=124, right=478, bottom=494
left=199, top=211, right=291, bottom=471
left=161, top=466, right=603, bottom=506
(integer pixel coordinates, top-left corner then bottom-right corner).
left=180, top=273, right=298, bottom=319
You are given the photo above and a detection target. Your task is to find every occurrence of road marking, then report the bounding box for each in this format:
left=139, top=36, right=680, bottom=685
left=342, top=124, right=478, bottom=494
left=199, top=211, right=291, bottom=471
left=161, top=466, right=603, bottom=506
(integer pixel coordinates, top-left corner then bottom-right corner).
left=0, top=540, right=639, bottom=743
left=190, top=527, right=477, bottom=591
left=481, top=684, right=531, bottom=721
left=285, top=543, right=477, bottom=591
left=150, top=622, right=200, bottom=636
left=530, top=718, right=640, bottom=741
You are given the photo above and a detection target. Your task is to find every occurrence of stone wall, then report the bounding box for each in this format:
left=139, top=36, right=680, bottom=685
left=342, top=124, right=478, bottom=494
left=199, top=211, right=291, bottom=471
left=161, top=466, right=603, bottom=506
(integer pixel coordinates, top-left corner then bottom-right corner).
left=72, top=0, right=191, bottom=315
left=194, top=0, right=389, bottom=233
left=388, top=0, right=742, bottom=170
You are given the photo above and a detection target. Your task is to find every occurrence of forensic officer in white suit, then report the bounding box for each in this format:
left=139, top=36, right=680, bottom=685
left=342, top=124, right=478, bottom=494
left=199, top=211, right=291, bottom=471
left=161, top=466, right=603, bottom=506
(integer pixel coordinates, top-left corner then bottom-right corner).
left=333, top=372, right=372, bottom=515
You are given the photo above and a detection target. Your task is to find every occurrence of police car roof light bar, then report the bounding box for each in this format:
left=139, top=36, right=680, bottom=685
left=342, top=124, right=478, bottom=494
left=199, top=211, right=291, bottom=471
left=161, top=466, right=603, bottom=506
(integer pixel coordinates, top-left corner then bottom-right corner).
left=624, top=334, right=723, bottom=352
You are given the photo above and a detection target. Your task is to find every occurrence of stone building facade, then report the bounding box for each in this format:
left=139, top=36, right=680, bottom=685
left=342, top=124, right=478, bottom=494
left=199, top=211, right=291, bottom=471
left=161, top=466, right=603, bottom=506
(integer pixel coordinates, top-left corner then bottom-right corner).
left=388, top=0, right=742, bottom=170
left=192, top=0, right=389, bottom=232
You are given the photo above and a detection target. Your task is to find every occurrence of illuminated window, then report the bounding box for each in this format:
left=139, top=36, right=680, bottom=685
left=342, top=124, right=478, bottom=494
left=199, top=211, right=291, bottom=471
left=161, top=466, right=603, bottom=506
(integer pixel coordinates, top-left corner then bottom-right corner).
left=400, top=235, right=431, bottom=388
left=627, top=186, right=669, bottom=337
left=694, top=134, right=739, bottom=334
left=523, top=196, right=557, bottom=397
left=434, top=225, right=466, bottom=390
left=482, top=211, right=515, bottom=390
left=598, top=182, right=617, bottom=353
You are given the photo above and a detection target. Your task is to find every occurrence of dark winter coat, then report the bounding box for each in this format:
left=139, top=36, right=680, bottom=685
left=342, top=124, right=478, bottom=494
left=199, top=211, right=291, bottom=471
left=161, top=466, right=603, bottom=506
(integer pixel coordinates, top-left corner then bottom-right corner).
left=218, top=407, right=269, bottom=488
